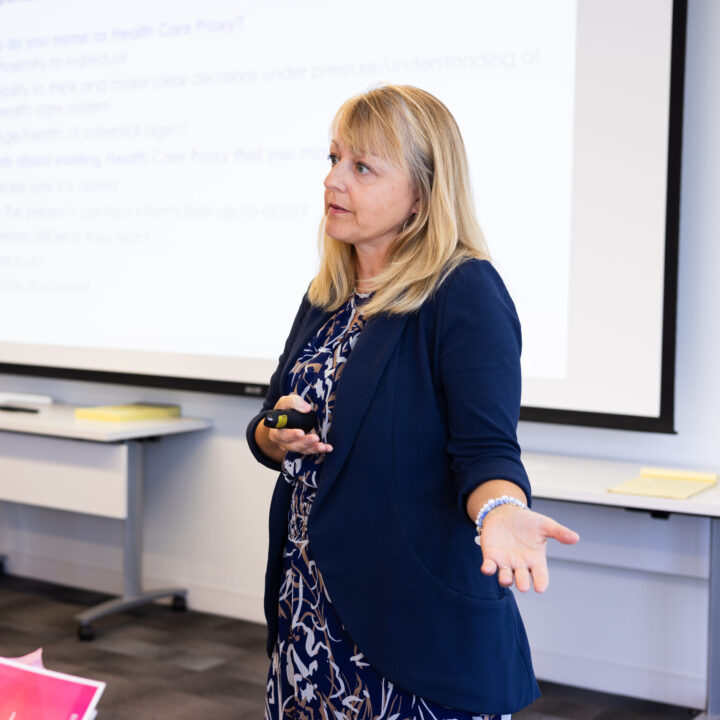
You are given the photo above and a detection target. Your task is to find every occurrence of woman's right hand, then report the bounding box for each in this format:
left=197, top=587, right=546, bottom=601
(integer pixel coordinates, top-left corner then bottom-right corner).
left=256, top=394, right=333, bottom=463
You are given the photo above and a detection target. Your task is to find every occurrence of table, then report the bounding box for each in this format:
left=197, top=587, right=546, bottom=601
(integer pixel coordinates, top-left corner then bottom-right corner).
left=523, top=452, right=720, bottom=720
left=0, top=404, right=212, bottom=640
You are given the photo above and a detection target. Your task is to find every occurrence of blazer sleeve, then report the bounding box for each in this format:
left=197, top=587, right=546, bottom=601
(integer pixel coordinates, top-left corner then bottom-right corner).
left=245, top=293, right=312, bottom=471
left=439, top=260, right=531, bottom=511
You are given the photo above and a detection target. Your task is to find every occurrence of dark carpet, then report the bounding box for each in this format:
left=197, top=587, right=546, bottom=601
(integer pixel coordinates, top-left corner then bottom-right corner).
left=0, top=573, right=699, bottom=719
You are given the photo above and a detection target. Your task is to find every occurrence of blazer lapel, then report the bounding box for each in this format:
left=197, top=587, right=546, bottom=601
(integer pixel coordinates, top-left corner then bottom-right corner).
left=313, top=311, right=410, bottom=510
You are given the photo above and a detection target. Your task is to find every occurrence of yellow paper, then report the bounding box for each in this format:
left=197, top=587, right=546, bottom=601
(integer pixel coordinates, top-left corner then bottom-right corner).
left=75, top=403, right=180, bottom=422
left=639, top=466, right=717, bottom=482
left=608, top=467, right=717, bottom=500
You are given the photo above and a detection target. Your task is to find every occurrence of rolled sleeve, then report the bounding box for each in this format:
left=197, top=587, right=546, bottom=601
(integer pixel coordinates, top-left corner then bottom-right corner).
left=439, top=260, right=531, bottom=511
left=246, top=412, right=282, bottom=472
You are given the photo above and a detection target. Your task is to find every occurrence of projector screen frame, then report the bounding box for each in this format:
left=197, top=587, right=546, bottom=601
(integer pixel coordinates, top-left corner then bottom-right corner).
left=0, top=0, right=686, bottom=434
left=520, top=0, right=686, bottom=435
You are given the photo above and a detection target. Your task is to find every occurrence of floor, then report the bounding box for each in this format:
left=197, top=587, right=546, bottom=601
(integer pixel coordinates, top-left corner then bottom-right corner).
left=0, top=574, right=701, bottom=720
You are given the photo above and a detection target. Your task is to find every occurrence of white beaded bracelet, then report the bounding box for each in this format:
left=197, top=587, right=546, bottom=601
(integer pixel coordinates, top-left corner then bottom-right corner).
left=474, top=495, right=528, bottom=546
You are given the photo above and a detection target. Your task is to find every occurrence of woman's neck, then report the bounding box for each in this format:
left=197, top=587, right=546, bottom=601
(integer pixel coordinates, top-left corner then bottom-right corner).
left=354, top=245, right=389, bottom=292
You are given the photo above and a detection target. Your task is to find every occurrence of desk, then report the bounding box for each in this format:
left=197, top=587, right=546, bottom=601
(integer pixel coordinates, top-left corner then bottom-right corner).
left=523, top=452, right=720, bottom=720
left=0, top=404, right=212, bottom=640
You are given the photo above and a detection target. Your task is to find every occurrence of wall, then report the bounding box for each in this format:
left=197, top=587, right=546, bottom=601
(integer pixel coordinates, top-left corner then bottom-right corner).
left=519, top=0, right=720, bottom=470
left=0, top=0, right=718, bottom=630
left=0, top=379, right=272, bottom=622
left=514, top=3, right=720, bottom=704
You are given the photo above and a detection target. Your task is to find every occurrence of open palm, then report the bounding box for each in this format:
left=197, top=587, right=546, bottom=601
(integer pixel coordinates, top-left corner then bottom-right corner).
left=479, top=506, right=580, bottom=593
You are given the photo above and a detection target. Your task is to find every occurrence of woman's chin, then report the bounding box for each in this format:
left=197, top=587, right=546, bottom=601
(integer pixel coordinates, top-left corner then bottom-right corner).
left=324, top=227, right=352, bottom=245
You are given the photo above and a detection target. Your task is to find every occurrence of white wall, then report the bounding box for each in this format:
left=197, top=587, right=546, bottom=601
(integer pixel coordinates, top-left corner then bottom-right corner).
left=515, top=2, right=720, bottom=704
left=0, top=0, right=718, bottom=626
left=0, top=378, right=272, bottom=621
left=519, top=0, right=720, bottom=471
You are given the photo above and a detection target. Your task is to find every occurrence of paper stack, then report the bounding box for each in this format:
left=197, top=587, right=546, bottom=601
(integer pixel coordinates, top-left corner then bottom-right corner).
left=0, top=649, right=105, bottom=720
left=608, top=466, right=718, bottom=500
left=74, top=402, right=181, bottom=422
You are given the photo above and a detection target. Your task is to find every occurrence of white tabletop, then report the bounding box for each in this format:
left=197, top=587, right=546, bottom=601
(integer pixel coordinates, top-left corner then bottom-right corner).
left=0, top=404, right=212, bottom=442
left=524, top=451, right=720, bottom=518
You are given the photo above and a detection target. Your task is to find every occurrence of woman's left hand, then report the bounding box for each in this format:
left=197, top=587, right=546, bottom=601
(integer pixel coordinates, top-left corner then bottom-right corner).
left=479, top=505, right=579, bottom=593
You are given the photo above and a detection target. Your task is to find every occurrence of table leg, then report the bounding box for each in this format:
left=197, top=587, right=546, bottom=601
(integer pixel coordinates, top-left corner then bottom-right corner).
left=703, top=517, right=720, bottom=719
left=75, top=440, right=187, bottom=640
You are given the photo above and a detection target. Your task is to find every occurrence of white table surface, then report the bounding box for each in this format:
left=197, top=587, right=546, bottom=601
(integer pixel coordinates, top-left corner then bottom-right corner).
left=524, top=451, right=720, bottom=518
left=0, top=404, right=212, bottom=442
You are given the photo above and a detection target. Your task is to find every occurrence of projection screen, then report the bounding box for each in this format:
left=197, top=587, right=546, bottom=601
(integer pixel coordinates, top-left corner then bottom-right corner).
left=0, top=0, right=684, bottom=431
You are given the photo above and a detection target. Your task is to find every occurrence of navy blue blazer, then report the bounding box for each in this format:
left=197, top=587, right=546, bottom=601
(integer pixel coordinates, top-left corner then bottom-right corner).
left=246, top=259, right=540, bottom=715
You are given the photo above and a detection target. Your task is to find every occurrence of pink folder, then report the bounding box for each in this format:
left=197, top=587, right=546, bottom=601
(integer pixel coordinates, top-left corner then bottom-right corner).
left=0, top=657, right=105, bottom=720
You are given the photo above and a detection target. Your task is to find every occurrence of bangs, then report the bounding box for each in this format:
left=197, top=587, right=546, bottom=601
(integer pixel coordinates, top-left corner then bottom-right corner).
left=331, top=93, right=407, bottom=168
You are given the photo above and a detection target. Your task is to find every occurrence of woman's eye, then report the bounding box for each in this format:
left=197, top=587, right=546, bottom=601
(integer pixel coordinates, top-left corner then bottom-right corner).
left=327, top=153, right=339, bottom=166
left=356, top=162, right=370, bottom=174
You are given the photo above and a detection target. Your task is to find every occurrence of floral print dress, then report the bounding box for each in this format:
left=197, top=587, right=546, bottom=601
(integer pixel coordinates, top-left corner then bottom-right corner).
left=265, top=291, right=511, bottom=720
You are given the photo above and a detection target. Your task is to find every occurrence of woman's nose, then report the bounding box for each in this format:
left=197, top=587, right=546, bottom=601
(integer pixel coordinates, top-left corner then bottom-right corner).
left=324, top=163, right=346, bottom=192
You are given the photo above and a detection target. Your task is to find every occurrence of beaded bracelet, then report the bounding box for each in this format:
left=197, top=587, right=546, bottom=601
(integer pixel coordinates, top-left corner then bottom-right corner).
left=474, top=495, right=528, bottom=546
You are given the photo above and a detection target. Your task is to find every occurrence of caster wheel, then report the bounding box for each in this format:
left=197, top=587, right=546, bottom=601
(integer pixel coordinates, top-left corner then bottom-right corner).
left=78, top=625, right=95, bottom=641
left=171, top=595, right=187, bottom=612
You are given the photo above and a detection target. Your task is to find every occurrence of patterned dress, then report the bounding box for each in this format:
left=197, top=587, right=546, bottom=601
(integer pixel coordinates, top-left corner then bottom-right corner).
left=265, top=291, right=511, bottom=720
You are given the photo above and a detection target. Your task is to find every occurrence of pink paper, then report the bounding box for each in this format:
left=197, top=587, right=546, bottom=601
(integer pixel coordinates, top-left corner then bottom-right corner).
left=0, top=658, right=104, bottom=720
left=7, top=648, right=45, bottom=668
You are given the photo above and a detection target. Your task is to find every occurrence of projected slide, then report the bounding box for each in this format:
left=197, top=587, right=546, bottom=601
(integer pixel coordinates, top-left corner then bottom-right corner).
left=0, top=0, right=575, bottom=379
left=0, top=0, right=678, bottom=424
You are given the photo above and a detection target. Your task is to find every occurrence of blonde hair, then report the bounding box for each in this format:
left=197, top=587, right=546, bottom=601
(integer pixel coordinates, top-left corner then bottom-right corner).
left=308, top=84, right=490, bottom=317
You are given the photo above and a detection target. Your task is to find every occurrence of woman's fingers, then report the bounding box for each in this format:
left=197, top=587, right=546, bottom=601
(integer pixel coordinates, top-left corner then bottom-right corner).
left=482, top=558, right=549, bottom=593
left=268, top=428, right=303, bottom=448
left=300, top=437, right=332, bottom=454
left=542, top=518, right=580, bottom=545
left=530, top=562, right=550, bottom=593
left=481, top=557, right=498, bottom=576
left=274, top=393, right=312, bottom=412
left=269, top=428, right=332, bottom=455
left=268, top=395, right=332, bottom=455
left=513, top=566, right=532, bottom=593
left=497, top=565, right=514, bottom=587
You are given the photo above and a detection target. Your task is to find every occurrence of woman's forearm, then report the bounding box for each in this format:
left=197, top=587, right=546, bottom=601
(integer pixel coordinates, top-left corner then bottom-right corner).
left=254, top=421, right=286, bottom=464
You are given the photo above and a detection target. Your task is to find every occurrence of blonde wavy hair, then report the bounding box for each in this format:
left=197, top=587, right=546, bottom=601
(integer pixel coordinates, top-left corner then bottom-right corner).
left=308, top=84, right=490, bottom=318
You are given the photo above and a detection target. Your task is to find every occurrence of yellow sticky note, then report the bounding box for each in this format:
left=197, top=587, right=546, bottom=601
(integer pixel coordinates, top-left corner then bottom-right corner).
left=75, top=403, right=180, bottom=422
left=608, top=466, right=717, bottom=500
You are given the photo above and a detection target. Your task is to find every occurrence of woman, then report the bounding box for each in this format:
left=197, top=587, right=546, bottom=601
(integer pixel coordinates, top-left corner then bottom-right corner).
left=247, top=84, right=579, bottom=719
